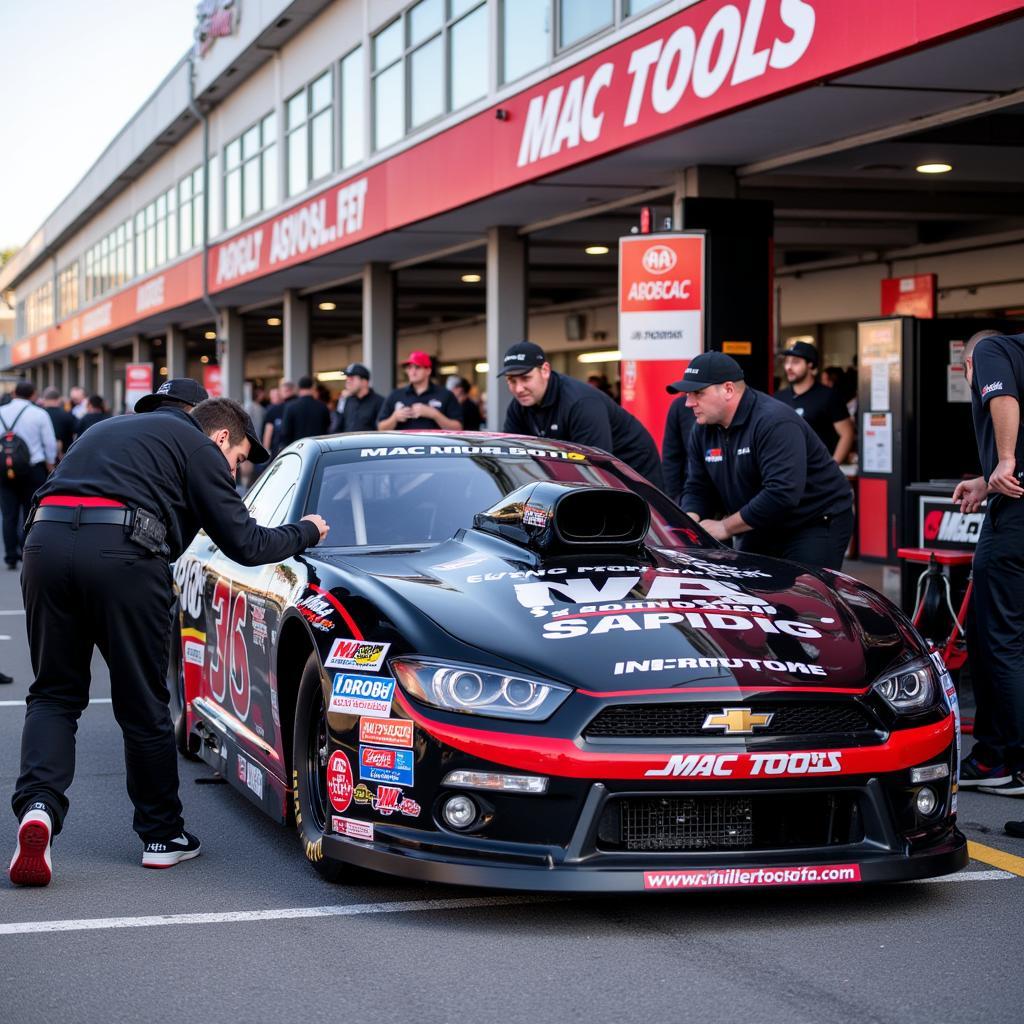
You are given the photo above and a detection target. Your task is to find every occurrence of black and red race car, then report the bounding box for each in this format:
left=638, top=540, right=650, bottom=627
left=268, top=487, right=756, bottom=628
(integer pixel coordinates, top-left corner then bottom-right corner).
left=169, top=431, right=967, bottom=892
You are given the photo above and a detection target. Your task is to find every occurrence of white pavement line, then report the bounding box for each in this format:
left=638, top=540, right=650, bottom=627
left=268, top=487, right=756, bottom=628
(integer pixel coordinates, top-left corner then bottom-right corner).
left=0, top=895, right=549, bottom=936
left=912, top=869, right=1014, bottom=884
left=0, top=610, right=25, bottom=615
left=0, top=698, right=112, bottom=708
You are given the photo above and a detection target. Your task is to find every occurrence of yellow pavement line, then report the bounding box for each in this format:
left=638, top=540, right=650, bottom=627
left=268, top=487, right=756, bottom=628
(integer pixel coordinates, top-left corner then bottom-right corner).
left=968, top=840, right=1024, bottom=876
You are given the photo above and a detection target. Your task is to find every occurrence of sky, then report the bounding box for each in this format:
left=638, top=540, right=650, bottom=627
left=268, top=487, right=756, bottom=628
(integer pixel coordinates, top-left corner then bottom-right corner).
left=0, top=0, right=198, bottom=249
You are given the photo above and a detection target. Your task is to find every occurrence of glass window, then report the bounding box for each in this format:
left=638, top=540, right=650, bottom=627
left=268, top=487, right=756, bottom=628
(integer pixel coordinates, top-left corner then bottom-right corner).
left=311, top=71, right=332, bottom=112
left=244, top=454, right=302, bottom=527
left=207, top=155, right=219, bottom=236
left=340, top=47, right=365, bottom=168
left=409, top=35, right=444, bottom=127
left=225, top=166, right=242, bottom=229
left=450, top=4, right=487, bottom=109
left=287, top=71, right=332, bottom=194
left=374, top=62, right=404, bottom=149
left=624, top=0, right=663, bottom=13
left=450, top=0, right=479, bottom=16
left=310, top=107, right=333, bottom=180
left=224, top=115, right=275, bottom=225
left=243, top=157, right=261, bottom=218
left=287, top=126, right=307, bottom=197
left=502, top=0, right=550, bottom=82
left=409, top=0, right=443, bottom=45
left=559, top=0, right=613, bottom=48
left=374, top=19, right=403, bottom=69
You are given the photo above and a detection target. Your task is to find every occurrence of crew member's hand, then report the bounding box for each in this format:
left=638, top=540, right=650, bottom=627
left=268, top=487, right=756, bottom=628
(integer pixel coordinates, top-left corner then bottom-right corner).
left=952, top=476, right=987, bottom=513
left=410, top=403, right=436, bottom=421
left=700, top=518, right=730, bottom=542
left=301, top=514, right=330, bottom=543
left=988, top=457, right=1023, bottom=498
left=394, top=405, right=414, bottom=423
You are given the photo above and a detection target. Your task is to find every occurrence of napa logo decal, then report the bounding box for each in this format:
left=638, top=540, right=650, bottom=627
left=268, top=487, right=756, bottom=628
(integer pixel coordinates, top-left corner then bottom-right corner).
left=705, top=448, right=724, bottom=463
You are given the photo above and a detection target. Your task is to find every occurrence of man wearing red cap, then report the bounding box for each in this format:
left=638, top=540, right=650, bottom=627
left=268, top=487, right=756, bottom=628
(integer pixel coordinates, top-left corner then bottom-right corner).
left=378, top=351, right=463, bottom=431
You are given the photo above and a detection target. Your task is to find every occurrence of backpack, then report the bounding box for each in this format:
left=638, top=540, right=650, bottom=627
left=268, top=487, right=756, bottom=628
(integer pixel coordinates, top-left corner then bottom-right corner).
left=0, top=406, right=32, bottom=482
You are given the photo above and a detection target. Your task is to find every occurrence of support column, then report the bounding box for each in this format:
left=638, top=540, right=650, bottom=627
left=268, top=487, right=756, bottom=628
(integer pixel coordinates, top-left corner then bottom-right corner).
left=131, top=336, right=151, bottom=364
left=672, top=165, right=738, bottom=226
left=77, top=352, right=95, bottom=395
left=61, top=356, right=75, bottom=394
left=283, top=290, right=311, bottom=382
left=362, top=263, right=395, bottom=392
left=166, top=326, right=187, bottom=381
left=219, top=309, right=245, bottom=400
left=95, top=345, right=115, bottom=406
left=485, top=226, right=526, bottom=431
left=46, top=362, right=57, bottom=389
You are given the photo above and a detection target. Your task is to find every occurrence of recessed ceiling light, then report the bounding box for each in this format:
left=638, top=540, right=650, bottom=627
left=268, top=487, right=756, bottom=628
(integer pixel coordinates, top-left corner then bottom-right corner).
left=916, top=163, right=952, bottom=175
left=159, top=366, right=168, bottom=375
left=461, top=273, right=482, bottom=283
left=585, top=245, right=610, bottom=256
left=318, top=301, right=337, bottom=311
left=267, top=316, right=282, bottom=326
left=204, top=330, right=216, bottom=340
left=200, top=355, right=209, bottom=364
left=474, top=362, right=489, bottom=373
left=577, top=349, right=622, bottom=363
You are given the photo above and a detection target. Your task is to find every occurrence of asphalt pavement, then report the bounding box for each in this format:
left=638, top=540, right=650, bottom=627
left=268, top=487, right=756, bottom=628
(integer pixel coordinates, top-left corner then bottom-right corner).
left=1, top=566, right=1022, bottom=1024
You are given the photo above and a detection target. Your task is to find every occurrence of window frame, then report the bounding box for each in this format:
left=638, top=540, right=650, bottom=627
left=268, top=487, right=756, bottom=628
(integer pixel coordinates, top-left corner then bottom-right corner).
left=223, top=111, right=278, bottom=230
left=285, top=66, right=335, bottom=198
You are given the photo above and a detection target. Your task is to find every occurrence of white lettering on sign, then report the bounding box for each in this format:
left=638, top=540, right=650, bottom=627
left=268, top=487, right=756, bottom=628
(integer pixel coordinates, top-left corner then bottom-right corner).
left=216, top=230, right=264, bottom=285
left=135, top=276, right=166, bottom=314
left=518, top=0, right=816, bottom=167
left=81, top=302, right=113, bottom=334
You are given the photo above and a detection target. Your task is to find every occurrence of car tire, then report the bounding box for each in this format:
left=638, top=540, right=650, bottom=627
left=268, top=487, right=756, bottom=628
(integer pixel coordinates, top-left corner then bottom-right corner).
left=167, top=614, right=200, bottom=762
left=292, top=652, right=347, bottom=882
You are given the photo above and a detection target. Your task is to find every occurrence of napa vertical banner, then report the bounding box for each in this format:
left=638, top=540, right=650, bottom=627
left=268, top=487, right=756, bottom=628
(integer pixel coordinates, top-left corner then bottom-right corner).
left=618, top=233, right=706, bottom=451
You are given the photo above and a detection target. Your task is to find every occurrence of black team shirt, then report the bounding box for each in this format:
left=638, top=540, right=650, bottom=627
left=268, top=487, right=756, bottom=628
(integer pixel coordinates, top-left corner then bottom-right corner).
left=378, top=382, right=463, bottom=431
left=970, top=332, right=1024, bottom=480
left=773, top=381, right=849, bottom=455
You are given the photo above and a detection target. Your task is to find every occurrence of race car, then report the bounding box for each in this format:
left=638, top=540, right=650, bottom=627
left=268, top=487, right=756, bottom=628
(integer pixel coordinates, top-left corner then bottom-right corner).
left=169, top=431, right=967, bottom=892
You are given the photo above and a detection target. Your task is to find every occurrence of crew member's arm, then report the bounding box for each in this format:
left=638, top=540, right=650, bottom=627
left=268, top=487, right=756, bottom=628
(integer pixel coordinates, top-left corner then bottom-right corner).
left=988, top=396, right=1023, bottom=497
left=952, top=476, right=988, bottom=513
left=262, top=419, right=275, bottom=452
left=411, top=392, right=463, bottom=431
left=661, top=401, right=688, bottom=503
left=185, top=442, right=324, bottom=564
left=733, top=420, right=806, bottom=534
left=831, top=417, right=855, bottom=464
left=565, top=394, right=614, bottom=454
left=681, top=430, right=716, bottom=523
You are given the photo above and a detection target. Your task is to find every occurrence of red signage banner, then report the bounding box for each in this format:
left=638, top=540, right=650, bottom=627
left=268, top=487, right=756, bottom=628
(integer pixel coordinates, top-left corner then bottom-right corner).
left=124, top=363, right=154, bottom=412
left=203, top=364, right=223, bottom=398
left=881, top=274, right=937, bottom=318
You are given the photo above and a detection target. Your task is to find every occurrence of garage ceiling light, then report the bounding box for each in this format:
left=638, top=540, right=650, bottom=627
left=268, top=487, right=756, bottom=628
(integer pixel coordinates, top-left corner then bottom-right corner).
left=318, top=301, right=337, bottom=310
left=461, top=273, right=482, bottom=283
left=577, top=350, right=621, bottom=363
left=200, top=355, right=209, bottom=364
left=474, top=362, right=489, bottom=373
left=317, top=371, right=345, bottom=381
left=267, top=316, right=282, bottom=326
left=916, top=163, right=952, bottom=174
left=585, top=245, right=610, bottom=255
left=439, top=364, right=459, bottom=375
left=204, top=330, right=216, bottom=340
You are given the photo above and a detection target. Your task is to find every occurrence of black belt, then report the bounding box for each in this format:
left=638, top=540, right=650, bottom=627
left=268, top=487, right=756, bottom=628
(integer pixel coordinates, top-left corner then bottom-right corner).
left=30, top=507, right=133, bottom=527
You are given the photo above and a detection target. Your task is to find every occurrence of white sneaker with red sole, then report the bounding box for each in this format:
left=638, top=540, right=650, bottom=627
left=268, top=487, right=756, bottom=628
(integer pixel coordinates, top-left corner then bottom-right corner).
left=9, top=803, right=53, bottom=886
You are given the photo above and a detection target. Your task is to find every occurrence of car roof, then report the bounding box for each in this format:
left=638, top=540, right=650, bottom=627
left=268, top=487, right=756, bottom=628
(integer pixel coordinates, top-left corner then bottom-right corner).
left=308, top=430, right=606, bottom=460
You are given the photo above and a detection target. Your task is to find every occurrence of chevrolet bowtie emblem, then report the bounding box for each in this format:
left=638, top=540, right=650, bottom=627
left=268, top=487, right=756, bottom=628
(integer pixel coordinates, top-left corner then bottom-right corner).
left=702, top=707, right=774, bottom=734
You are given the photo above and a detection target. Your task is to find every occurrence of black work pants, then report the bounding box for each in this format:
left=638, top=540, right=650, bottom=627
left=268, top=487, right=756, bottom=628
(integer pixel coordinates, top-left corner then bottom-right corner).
left=11, top=521, right=183, bottom=841
left=0, top=463, right=47, bottom=565
left=968, top=496, right=1024, bottom=772
left=738, top=508, right=853, bottom=571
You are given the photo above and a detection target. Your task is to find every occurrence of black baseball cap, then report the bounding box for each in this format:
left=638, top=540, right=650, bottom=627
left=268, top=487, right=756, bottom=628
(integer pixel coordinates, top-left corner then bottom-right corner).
left=498, top=341, right=547, bottom=377
left=345, top=362, right=371, bottom=380
left=135, top=378, right=209, bottom=413
left=244, top=413, right=271, bottom=464
left=666, top=352, right=745, bottom=393
left=782, top=340, right=819, bottom=365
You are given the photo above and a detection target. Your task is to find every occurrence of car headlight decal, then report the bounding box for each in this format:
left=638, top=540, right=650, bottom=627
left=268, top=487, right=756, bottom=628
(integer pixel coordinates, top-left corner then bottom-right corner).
left=393, top=658, right=571, bottom=721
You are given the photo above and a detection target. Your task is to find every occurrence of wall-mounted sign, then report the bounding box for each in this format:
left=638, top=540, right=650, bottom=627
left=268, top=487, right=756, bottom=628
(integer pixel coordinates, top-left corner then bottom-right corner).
left=881, top=274, right=937, bottom=319
left=124, top=364, right=154, bottom=412
left=194, top=0, right=240, bottom=59
left=203, top=364, right=223, bottom=398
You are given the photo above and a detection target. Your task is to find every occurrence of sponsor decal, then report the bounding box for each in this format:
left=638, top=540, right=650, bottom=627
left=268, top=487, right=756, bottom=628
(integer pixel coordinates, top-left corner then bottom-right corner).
left=173, top=555, right=205, bottom=619
left=296, top=592, right=336, bottom=633
left=329, top=674, right=396, bottom=718
left=353, top=782, right=420, bottom=817
left=236, top=754, right=264, bottom=800
left=326, top=750, right=354, bottom=813
left=644, top=865, right=861, bottom=890
left=737, top=447, right=751, bottom=456
left=652, top=551, right=771, bottom=579
left=360, top=718, right=414, bottom=748
left=331, top=815, right=374, bottom=842
left=250, top=595, right=268, bottom=653
left=358, top=444, right=587, bottom=461
left=184, top=639, right=205, bottom=667
left=705, top=447, right=724, bottom=463
left=702, top=707, right=774, bottom=734
left=431, top=553, right=489, bottom=572
left=981, top=381, right=1003, bottom=397
left=922, top=508, right=984, bottom=546
left=359, top=745, right=415, bottom=786
left=522, top=504, right=549, bottom=528
left=641, top=244, right=677, bottom=275
left=353, top=783, right=374, bottom=805
left=644, top=751, right=842, bottom=778
left=614, top=656, right=826, bottom=676
left=325, top=638, right=391, bottom=672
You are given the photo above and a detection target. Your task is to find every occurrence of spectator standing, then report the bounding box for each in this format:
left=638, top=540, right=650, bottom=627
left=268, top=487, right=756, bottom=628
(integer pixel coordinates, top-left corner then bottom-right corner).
left=0, top=381, right=56, bottom=570
left=333, top=363, right=383, bottom=433
left=378, top=352, right=463, bottom=431
left=244, top=384, right=268, bottom=438
left=262, top=379, right=297, bottom=457
left=449, top=377, right=482, bottom=430
left=41, top=388, right=75, bottom=459
left=278, top=376, right=331, bottom=447
left=73, top=396, right=110, bottom=439
left=68, top=386, right=88, bottom=419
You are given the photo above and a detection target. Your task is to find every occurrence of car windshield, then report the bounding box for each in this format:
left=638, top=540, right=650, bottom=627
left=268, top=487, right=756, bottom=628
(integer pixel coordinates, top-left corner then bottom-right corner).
left=305, top=443, right=713, bottom=552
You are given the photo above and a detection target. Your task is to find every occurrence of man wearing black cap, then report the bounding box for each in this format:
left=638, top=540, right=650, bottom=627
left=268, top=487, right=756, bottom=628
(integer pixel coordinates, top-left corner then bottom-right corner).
left=774, top=341, right=854, bottom=463
left=134, top=377, right=209, bottom=414
left=8, top=396, right=329, bottom=887
left=332, top=363, right=384, bottom=433
left=673, top=351, right=853, bottom=568
left=378, top=351, right=463, bottom=431
left=500, top=341, right=663, bottom=488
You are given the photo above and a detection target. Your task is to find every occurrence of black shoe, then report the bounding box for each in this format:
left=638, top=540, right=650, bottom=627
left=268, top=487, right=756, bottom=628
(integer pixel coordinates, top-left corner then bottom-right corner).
left=0, top=672, right=12, bottom=685
left=1006, top=820, right=1024, bottom=838
left=142, top=830, right=201, bottom=869
left=4, top=560, right=17, bottom=571
left=978, top=769, right=1024, bottom=798
left=959, top=752, right=1011, bottom=788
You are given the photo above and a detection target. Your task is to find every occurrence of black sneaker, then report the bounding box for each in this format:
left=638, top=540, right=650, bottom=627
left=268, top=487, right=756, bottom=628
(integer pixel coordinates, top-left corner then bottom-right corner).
left=959, top=753, right=1011, bottom=788
left=9, top=802, right=53, bottom=886
left=978, top=770, right=1024, bottom=798
left=142, top=830, right=201, bottom=869
left=1006, top=820, right=1024, bottom=838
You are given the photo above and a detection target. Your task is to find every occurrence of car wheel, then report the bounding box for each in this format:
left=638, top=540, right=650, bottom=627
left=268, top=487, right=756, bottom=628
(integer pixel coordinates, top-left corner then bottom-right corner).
left=167, top=615, right=200, bottom=761
left=292, top=652, right=347, bottom=882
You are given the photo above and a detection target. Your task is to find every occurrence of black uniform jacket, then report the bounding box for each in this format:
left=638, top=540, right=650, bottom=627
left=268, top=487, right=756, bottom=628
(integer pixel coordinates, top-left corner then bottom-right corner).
left=682, top=387, right=852, bottom=535
left=34, top=407, right=320, bottom=563
left=339, top=390, right=385, bottom=433
left=662, top=397, right=696, bottom=503
left=503, top=371, right=664, bottom=487
left=378, top=383, right=463, bottom=431
left=279, top=394, right=330, bottom=447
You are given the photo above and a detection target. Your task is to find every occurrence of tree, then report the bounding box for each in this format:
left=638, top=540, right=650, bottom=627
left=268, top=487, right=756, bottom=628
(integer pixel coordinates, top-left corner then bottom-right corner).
left=0, top=247, right=19, bottom=268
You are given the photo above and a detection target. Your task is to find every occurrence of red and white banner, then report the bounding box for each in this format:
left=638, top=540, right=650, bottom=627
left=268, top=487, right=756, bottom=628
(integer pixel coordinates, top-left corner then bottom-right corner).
left=881, top=273, right=937, bottom=318
left=203, top=364, right=223, bottom=398
left=11, top=0, right=1021, bottom=364
left=124, top=363, right=154, bottom=412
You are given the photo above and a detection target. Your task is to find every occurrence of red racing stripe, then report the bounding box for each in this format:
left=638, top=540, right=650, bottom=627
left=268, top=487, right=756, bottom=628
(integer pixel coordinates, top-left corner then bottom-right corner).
left=308, top=584, right=363, bottom=639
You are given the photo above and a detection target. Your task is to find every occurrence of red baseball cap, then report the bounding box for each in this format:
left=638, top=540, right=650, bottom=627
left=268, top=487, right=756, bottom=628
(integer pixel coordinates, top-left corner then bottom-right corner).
left=402, top=351, right=433, bottom=369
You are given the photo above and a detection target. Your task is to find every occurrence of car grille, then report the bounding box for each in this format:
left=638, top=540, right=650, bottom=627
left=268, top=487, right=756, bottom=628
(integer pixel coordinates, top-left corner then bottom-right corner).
left=584, top=702, right=875, bottom=740
left=598, top=794, right=861, bottom=853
